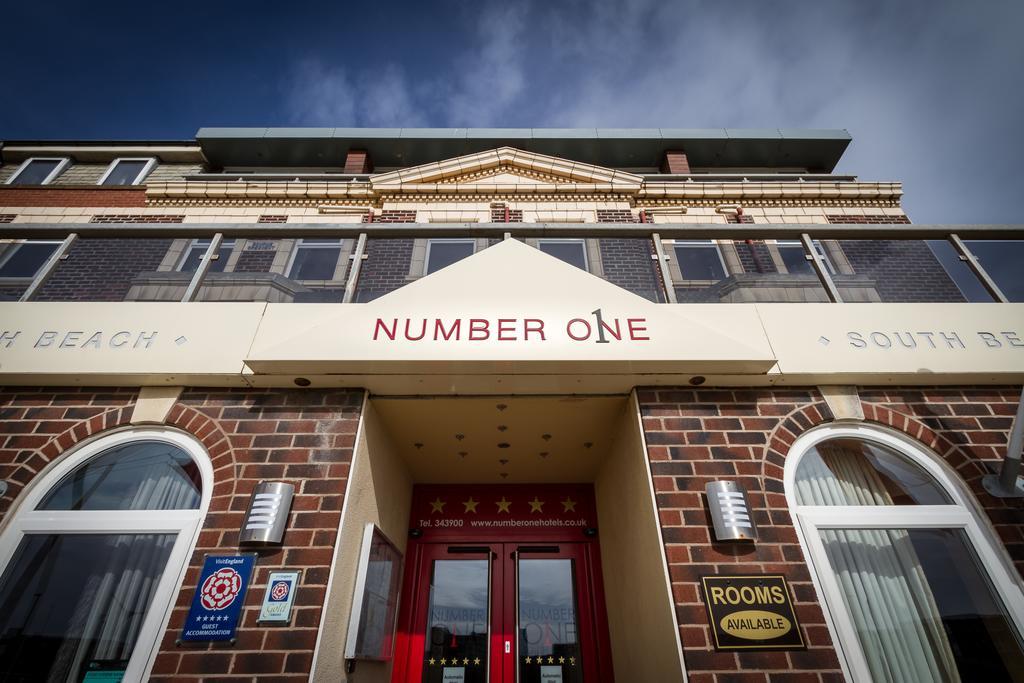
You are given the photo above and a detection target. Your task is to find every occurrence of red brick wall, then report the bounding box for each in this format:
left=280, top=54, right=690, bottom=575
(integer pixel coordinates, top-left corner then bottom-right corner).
left=0, top=387, right=363, bottom=682
left=638, top=385, right=1023, bottom=683
left=0, top=187, right=147, bottom=207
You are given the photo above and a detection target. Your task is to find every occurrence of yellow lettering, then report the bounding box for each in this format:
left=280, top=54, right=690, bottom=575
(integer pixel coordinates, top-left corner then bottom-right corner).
left=770, top=586, right=785, bottom=604
left=709, top=587, right=725, bottom=605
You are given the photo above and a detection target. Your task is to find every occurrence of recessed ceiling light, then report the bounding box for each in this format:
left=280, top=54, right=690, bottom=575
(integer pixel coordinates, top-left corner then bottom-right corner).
left=499, top=458, right=509, bottom=465
left=414, top=443, right=424, bottom=450
left=455, top=433, right=465, bottom=441
left=584, top=442, right=593, bottom=449
left=497, top=425, right=508, bottom=432
left=542, top=434, right=552, bottom=441
left=496, top=404, right=508, bottom=411
left=539, top=452, right=549, bottom=458
left=497, top=442, right=511, bottom=449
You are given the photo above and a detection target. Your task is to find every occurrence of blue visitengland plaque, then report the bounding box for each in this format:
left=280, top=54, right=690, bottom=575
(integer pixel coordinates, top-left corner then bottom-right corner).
left=180, top=554, right=257, bottom=642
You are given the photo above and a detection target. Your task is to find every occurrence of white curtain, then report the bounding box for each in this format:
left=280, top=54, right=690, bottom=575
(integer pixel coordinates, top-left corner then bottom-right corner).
left=48, top=534, right=175, bottom=683
left=799, top=442, right=960, bottom=683
left=48, top=449, right=195, bottom=682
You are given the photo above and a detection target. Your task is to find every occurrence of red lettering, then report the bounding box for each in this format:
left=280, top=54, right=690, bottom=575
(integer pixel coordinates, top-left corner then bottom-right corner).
left=469, top=319, right=490, bottom=340
left=404, top=318, right=427, bottom=341
left=599, top=317, right=622, bottom=341
left=374, top=318, right=397, bottom=341
left=566, top=318, right=591, bottom=341
left=524, top=318, right=546, bottom=341
left=497, top=319, right=516, bottom=341
left=627, top=318, right=650, bottom=340
left=434, top=318, right=461, bottom=341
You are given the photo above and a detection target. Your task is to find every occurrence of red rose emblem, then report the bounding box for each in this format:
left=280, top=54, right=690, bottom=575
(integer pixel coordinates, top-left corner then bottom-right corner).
left=200, top=567, right=242, bottom=610
left=271, top=581, right=290, bottom=601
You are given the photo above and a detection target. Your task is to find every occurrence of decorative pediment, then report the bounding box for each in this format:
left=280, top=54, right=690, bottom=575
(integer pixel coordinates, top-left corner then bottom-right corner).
left=370, top=147, right=643, bottom=193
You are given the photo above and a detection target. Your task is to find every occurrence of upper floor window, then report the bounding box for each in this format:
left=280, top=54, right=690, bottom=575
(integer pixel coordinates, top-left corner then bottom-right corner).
left=98, top=158, right=157, bottom=186
left=177, top=238, right=236, bottom=273
left=776, top=239, right=835, bottom=275
left=5, top=158, right=70, bottom=185
left=425, top=239, right=476, bottom=274
left=287, top=239, right=345, bottom=281
left=787, top=426, right=1024, bottom=682
left=537, top=239, right=588, bottom=270
left=0, top=240, right=62, bottom=278
left=673, top=240, right=727, bottom=281
left=0, top=430, right=211, bottom=682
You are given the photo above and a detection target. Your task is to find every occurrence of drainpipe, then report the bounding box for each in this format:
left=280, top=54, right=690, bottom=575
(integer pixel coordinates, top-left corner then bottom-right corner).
left=983, top=386, right=1024, bottom=497
left=735, top=208, right=767, bottom=273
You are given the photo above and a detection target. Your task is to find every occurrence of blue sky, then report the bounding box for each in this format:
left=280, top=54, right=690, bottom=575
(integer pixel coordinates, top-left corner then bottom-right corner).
left=2, top=0, right=1022, bottom=224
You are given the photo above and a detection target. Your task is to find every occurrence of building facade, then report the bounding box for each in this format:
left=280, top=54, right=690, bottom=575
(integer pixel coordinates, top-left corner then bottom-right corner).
left=0, top=128, right=1022, bottom=682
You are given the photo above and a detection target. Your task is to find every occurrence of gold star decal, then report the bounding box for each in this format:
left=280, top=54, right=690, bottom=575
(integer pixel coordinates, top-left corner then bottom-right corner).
left=430, top=497, right=446, bottom=514
left=525, top=656, right=532, bottom=664
left=429, top=657, right=436, bottom=666
left=463, top=657, right=469, bottom=665
left=570, top=656, right=576, bottom=666
left=473, top=657, right=481, bottom=665
left=529, top=496, right=545, bottom=513
left=547, top=655, right=555, bottom=664
left=496, top=496, right=511, bottom=513
left=559, top=656, right=565, bottom=664
left=463, top=497, right=479, bottom=513
left=440, top=657, right=447, bottom=665
left=561, top=497, right=577, bottom=512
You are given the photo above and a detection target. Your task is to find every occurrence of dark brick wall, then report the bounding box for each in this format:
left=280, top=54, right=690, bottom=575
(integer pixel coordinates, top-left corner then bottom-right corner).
left=0, top=187, right=147, bottom=207
left=233, top=244, right=277, bottom=273
left=734, top=240, right=778, bottom=274
left=826, top=214, right=964, bottom=302
left=354, top=238, right=414, bottom=302
left=490, top=203, right=523, bottom=222
left=598, top=238, right=664, bottom=302
left=639, top=385, right=1023, bottom=683
left=0, top=387, right=362, bottom=682
left=35, top=238, right=173, bottom=301
left=596, top=209, right=637, bottom=223
left=91, top=214, right=184, bottom=224
left=0, top=284, right=27, bottom=301
left=363, top=210, right=417, bottom=223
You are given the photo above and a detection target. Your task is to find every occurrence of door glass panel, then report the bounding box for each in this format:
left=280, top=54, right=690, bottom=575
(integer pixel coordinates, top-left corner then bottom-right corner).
left=518, top=558, right=583, bottom=683
left=423, top=559, right=489, bottom=683
left=820, top=527, right=1024, bottom=682
left=0, top=533, right=175, bottom=682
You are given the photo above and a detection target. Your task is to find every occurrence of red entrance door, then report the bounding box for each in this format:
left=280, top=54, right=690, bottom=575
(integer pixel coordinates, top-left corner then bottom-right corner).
left=392, top=485, right=613, bottom=683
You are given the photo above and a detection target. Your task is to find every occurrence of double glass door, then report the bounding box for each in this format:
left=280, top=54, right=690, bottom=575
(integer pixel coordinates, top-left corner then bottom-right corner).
left=397, top=542, right=608, bottom=683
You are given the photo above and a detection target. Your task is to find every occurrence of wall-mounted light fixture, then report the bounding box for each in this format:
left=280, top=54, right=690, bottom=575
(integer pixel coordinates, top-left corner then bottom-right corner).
left=705, top=481, right=757, bottom=542
left=240, top=481, right=295, bottom=545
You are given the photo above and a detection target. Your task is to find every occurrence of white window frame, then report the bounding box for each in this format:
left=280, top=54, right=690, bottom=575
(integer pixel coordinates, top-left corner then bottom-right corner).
left=97, top=157, right=158, bottom=186
left=424, top=238, right=477, bottom=276
left=536, top=238, right=589, bottom=270
left=0, top=239, right=64, bottom=280
left=285, top=238, right=348, bottom=283
left=0, top=428, right=213, bottom=682
left=784, top=424, right=1024, bottom=682
left=5, top=157, right=71, bottom=185
left=176, top=237, right=236, bottom=272
left=670, top=239, right=729, bottom=283
left=774, top=239, right=836, bottom=275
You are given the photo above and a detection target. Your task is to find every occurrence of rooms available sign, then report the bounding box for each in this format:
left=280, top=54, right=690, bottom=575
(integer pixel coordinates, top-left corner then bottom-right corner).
left=700, top=575, right=805, bottom=651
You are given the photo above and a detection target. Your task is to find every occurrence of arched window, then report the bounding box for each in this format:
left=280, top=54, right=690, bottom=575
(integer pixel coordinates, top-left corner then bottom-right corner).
left=0, top=429, right=211, bottom=682
left=786, top=425, right=1024, bottom=683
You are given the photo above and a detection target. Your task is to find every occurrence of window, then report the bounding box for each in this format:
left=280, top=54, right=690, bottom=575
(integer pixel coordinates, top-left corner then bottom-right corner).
left=776, top=240, right=835, bottom=275
left=287, top=239, right=345, bottom=281
left=177, top=238, right=236, bottom=273
left=98, top=158, right=157, bottom=186
left=673, top=240, right=727, bottom=281
left=537, top=239, right=588, bottom=270
left=0, top=240, right=62, bottom=278
left=0, top=430, right=211, bottom=682
left=5, top=158, right=70, bottom=185
left=787, top=426, right=1024, bottom=682
left=425, top=239, right=475, bottom=274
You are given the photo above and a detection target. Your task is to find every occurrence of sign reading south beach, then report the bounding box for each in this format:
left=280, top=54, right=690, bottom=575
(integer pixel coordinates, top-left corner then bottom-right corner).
left=701, top=575, right=804, bottom=651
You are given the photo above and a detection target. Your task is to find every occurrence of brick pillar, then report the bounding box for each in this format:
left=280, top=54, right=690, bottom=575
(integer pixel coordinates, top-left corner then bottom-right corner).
left=661, top=150, right=690, bottom=174
left=344, top=149, right=373, bottom=174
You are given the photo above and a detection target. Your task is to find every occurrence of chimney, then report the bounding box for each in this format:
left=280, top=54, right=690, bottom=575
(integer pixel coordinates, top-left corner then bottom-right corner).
left=661, top=150, right=690, bottom=174
left=344, top=149, right=373, bottom=174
